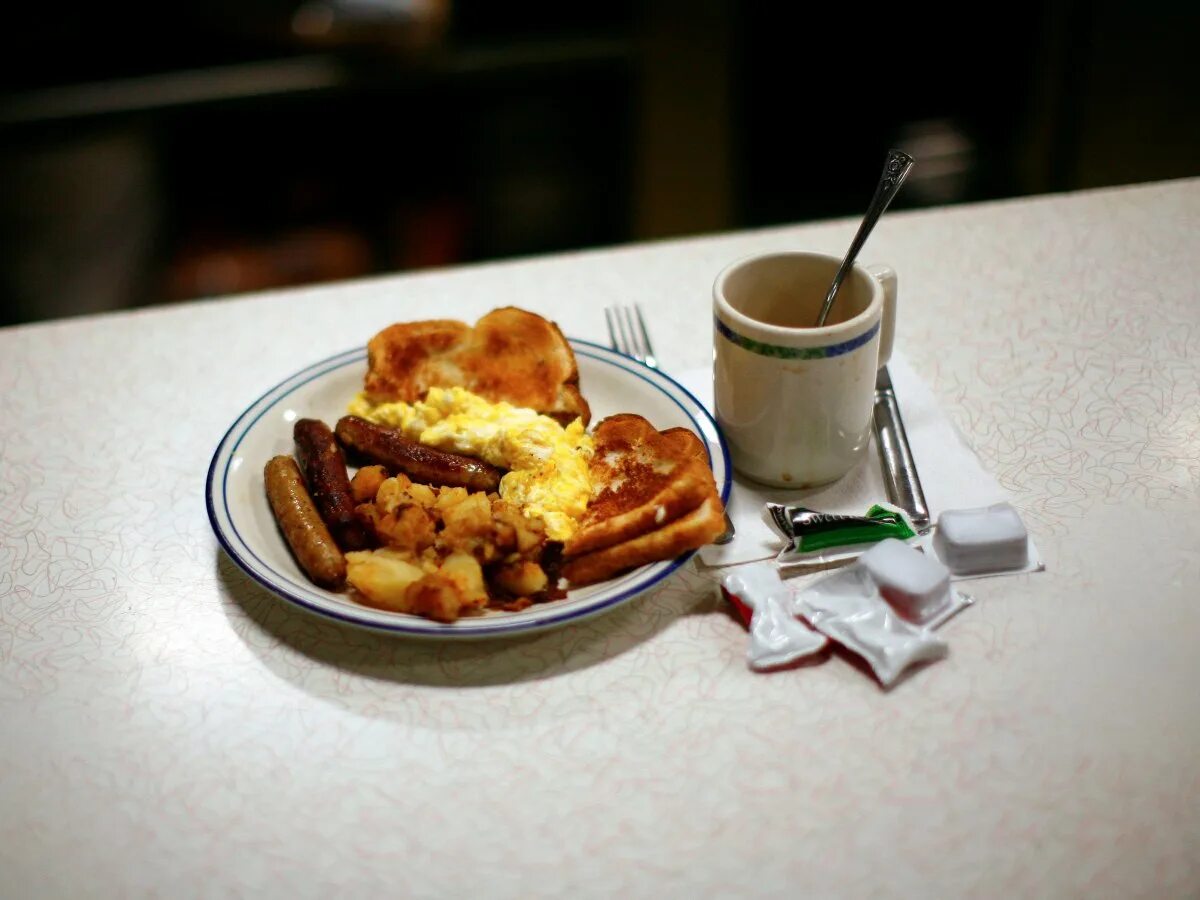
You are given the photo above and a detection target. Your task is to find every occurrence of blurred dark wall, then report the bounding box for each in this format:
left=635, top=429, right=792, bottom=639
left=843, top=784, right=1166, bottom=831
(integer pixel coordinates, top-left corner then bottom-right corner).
left=1, top=1, right=1197, bottom=326
left=727, top=1, right=1200, bottom=222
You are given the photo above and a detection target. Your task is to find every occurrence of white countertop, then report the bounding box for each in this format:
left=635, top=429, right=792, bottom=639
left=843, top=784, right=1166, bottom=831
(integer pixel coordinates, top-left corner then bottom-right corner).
left=3, top=179, right=1198, bottom=897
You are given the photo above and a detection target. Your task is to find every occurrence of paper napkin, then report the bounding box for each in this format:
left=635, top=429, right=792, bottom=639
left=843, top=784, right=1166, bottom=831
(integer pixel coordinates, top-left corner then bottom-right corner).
left=677, top=352, right=1018, bottom=568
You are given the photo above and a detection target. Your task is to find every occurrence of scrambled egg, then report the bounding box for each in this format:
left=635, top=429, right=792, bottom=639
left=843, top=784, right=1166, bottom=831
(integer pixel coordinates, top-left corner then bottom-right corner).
left=348, top=387, right=593, bottom=541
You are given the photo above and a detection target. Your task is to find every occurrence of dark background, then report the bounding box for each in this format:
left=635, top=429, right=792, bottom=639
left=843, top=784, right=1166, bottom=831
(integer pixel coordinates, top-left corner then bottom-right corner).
left=2, top=1, right=1197, bottom=325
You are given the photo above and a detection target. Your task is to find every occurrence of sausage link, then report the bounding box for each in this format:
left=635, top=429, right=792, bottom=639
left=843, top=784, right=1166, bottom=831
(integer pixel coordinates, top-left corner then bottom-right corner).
left=335, top=415, right=502, bottom=492
left=264, top=455, right=347, bottom=589
left=293, top=418, right=371, bottom=551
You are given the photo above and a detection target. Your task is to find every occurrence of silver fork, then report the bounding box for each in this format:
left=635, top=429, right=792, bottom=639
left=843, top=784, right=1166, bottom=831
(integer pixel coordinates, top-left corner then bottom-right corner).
left=605, top=304, right=736, bottom=545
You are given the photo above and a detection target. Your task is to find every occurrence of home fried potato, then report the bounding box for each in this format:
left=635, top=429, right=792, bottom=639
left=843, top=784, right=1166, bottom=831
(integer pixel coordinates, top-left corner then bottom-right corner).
left=345, top=549, right=489, bottom=622
left=343, top=549, right=426, bottom=611
left=491, top=560, right=548, bottom=597
left=349, top=465, right=388, bottom=503
left=346, top=472, right=554, bottom=619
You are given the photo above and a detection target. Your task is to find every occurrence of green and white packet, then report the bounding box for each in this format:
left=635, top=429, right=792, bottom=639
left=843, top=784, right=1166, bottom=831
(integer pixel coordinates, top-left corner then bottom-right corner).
left=767, top=502, right=920, bottom=571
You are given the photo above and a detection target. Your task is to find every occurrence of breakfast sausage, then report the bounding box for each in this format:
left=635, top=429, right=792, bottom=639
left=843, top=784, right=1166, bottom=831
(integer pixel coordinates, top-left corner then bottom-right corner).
left=264, top=455, right=347, bottom=589
left=293, top=418, right=371, bottom=551
left=335, top=416, right=502, bottom=492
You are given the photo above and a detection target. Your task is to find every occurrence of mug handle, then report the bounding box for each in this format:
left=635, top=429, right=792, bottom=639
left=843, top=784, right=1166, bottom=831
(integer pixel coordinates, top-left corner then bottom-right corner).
left=866, top=264, right=897, bottom=369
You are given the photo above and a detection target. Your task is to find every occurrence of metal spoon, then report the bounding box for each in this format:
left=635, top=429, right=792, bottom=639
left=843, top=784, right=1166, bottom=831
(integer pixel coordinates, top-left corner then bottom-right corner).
left=814, top=149, right=915, bottom=327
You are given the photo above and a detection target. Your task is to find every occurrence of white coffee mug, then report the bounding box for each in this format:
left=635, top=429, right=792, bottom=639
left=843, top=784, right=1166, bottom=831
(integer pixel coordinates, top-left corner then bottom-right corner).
left=713, top=251, right=897, bottom=487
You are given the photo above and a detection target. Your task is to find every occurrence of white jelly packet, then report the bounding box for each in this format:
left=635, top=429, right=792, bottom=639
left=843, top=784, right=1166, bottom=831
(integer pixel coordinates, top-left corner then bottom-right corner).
left=926, top=502, right=1043, bottom=580
left=858, top=538, right=972, bottom=628
left=796, top=564, right=949, bottom=688
left=721, top=565, right=827, bottom=671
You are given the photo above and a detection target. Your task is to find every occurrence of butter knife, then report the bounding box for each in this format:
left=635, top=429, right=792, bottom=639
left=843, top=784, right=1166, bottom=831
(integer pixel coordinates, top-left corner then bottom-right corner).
left=872, top=366, right=930, bottom=531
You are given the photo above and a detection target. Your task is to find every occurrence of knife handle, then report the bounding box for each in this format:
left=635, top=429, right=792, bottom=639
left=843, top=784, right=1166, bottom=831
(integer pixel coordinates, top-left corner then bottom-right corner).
left=873, top=384, right=931, bottom=530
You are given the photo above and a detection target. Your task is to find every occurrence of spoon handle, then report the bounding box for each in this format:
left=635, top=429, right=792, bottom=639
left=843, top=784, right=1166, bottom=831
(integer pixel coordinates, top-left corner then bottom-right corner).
left=814, top=149, right=915, bottom=327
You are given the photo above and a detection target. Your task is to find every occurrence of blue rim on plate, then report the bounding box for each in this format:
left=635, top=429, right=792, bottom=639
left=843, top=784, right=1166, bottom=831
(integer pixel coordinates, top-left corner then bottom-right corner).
left=206, top=338, right=732, bottom=638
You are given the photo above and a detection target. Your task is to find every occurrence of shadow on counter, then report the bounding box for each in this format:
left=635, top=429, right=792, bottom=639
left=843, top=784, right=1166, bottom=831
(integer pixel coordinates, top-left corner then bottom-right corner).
left=214, top=549, right=723, bottom=695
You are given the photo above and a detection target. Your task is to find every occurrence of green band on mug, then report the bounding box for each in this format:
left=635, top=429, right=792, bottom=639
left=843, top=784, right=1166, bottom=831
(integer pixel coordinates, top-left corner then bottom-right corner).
left=714, top=315, right=880, bottom=359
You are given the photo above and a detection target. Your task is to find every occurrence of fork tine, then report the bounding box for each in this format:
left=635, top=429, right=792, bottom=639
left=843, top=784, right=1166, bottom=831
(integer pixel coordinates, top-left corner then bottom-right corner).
left=607, top=305, right=658, bottom=367
left=605, top=307, right=620, bottom=353
left=633, top=305, right=657, bottom=368
left=618, top=306, right=639, bottom=361
left=629, top=307, right=647, bottom=362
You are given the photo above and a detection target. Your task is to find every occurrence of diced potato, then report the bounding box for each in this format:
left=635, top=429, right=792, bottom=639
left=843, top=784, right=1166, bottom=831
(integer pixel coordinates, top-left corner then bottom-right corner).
left=513, top=514, right=545, bottom=555
left=408, top=482, right=437, bottom=508
left=405, top=573, right=466, bottom=623
left=490, top=502, right=523, bottom=552
left=355, top=501, right=383, bottom=538
left=378, top=473, right=440, bottom=515
left=347, top=466, right=557, bottom=619
left=345, top=550, right=426, bottom=611
left=491, top=560, right=548, bottom=597
left=374, top=476, right=405, bottom=514
left=439, top=551, right=488, bottom=610
left=440, top=491, right=493, bottom=546
left=491, top=520, right=517, bottom=552
left=434, top=486, right=469, bottom=512
left=376, top=505, right=436, bottom=552
left=350, top=465, right=388, bottom=503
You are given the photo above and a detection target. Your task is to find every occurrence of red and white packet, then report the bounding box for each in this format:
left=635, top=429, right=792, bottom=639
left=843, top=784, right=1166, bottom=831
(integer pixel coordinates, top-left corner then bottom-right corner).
left=722, top=541, right=972, bottom=687
left=720, top=566, right=827, bottom=670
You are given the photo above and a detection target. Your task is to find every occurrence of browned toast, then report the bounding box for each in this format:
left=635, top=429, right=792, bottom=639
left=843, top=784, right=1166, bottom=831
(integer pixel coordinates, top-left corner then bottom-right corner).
left=660, top=427, right=709, bottom=463
left=563, top=414, right=715, bottom=559
left=364, top=307, right=590, bottom=426
left=562, top=495, right=726, bottom=586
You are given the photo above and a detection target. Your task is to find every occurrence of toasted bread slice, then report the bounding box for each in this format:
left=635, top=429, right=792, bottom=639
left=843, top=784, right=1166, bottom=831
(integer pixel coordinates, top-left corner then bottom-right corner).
left=660, top=427, right=709, bottom=462
left=563, top=414, right=714, bottom=559
left=363, top=307, right=589, bottom=426
left=562, top=495, right=726, bottom=586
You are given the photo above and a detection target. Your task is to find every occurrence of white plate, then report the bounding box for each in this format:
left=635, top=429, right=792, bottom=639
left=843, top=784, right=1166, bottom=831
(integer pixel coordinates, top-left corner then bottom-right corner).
left=207, top=339, right=732, bottom=639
